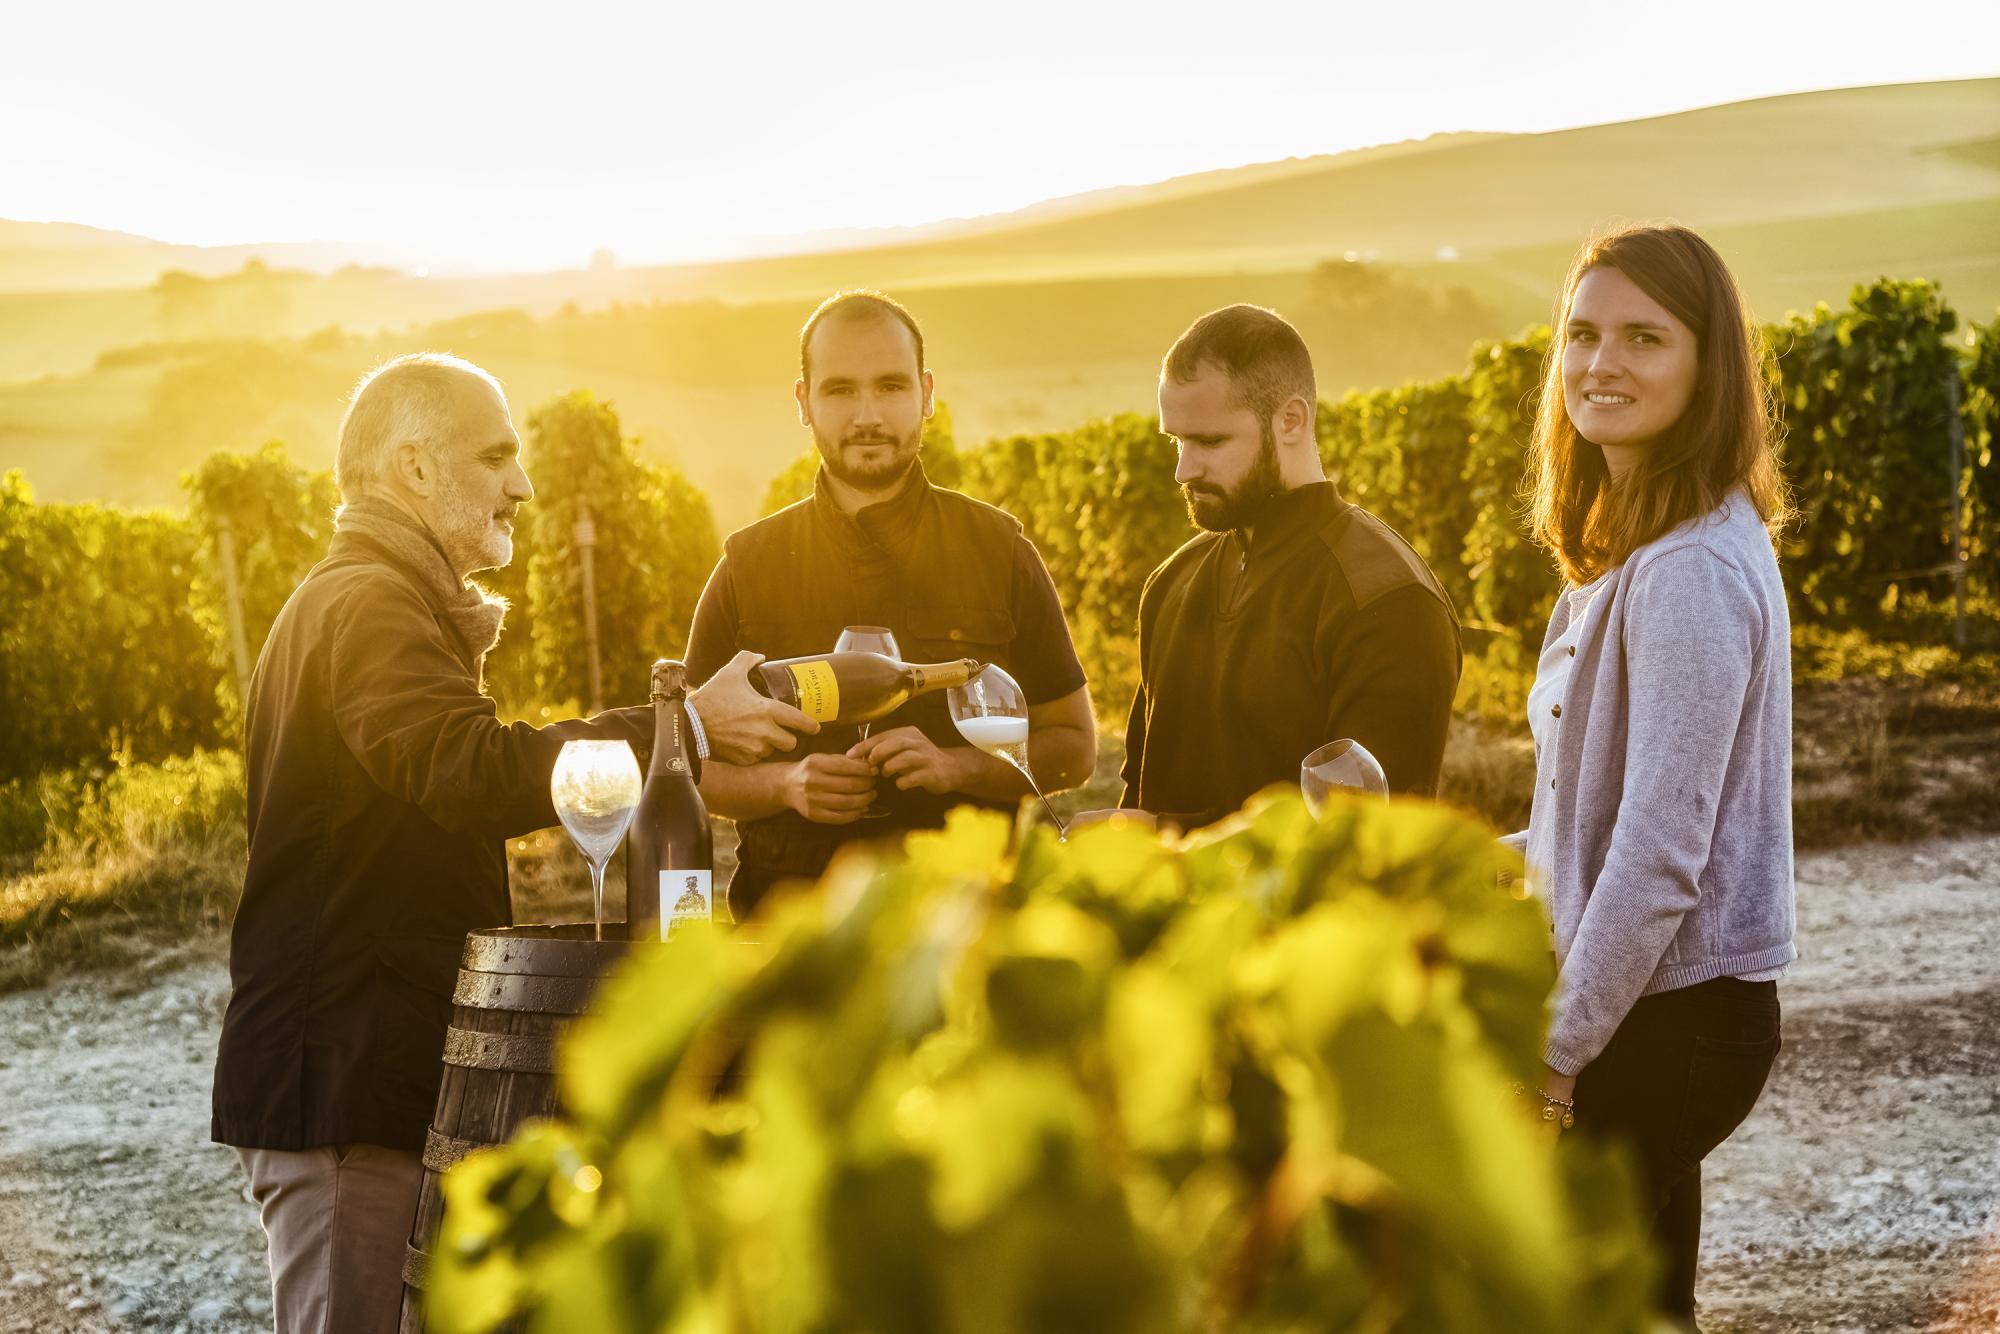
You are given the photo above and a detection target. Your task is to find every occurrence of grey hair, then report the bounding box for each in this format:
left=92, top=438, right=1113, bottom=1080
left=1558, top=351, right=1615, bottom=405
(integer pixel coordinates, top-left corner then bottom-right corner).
left=334, top=352, right=505, bottom=503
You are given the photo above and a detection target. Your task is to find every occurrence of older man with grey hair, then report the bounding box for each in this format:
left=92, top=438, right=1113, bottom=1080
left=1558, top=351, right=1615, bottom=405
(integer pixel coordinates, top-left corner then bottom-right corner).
left=211, top=353, right=814, bottom=1333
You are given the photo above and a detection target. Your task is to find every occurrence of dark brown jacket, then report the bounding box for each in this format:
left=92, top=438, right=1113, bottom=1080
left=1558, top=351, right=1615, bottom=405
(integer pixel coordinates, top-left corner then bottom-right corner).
left=211, top=528, right=647, bottom=1152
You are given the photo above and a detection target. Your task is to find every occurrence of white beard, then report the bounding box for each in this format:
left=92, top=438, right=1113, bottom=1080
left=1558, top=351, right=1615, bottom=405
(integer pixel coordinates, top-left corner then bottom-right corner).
left=432, top=470, right=508, bottom=576
left=481, top=528, right=513, bottom=571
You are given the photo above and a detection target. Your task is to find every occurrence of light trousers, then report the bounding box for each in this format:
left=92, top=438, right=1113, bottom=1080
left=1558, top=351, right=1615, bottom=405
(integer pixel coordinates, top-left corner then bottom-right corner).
left=237, top=1142, right=423, bottom=1334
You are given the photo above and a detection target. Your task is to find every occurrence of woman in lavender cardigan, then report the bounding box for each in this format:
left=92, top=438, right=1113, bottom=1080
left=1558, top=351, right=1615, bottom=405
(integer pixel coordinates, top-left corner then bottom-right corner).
left=1509, top=224, right=1796, bottom=1331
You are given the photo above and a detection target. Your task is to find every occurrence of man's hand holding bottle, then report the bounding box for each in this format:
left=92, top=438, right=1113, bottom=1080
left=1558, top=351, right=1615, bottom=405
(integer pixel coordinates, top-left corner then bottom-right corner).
left=688, top=651, right=821, bottom=764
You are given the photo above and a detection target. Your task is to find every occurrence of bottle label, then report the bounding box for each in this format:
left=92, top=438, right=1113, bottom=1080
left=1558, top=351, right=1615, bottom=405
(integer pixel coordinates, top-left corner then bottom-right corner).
left=786, top=660, right=842, bottom=722
left=660, top=869, right=714, bottom=941
left=666, top=708, right=690, bottom=774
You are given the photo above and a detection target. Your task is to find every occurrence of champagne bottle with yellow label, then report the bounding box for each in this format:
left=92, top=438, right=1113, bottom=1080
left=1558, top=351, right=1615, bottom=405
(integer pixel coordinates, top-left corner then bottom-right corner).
left=751, top=652, right=982, bottom=726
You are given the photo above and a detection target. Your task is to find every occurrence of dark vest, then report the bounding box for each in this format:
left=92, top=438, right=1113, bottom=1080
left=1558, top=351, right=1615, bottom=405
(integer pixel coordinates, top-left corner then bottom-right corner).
left=725, top=476, right=1025, bottom=878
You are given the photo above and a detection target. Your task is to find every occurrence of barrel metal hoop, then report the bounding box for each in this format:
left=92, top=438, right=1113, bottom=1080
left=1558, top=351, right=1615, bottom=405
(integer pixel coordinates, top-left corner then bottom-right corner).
left=451, top=969, right=599, bottom=1015
left=422, top=1129, right=487, bottom=1174
left=460, top=928, right=631, bottom=977
left=442, top=1027, right=557, bottom=1074
left=403, top=1243, right=432, bottom=1290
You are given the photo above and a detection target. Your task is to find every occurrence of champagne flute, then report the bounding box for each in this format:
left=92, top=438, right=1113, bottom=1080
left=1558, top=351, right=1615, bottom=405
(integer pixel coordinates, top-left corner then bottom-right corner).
left=1300, top=738, right=1389, bottom=816
left=835, top=625, right=898, bottom=819
left=550, top=739, right=643, bottom=939
left=948, top=664, right=1067, bottom=840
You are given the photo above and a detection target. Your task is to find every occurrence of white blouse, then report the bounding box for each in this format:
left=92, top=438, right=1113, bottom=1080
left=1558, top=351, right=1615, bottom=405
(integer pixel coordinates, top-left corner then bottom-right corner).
left=1525, top=576, right=1606, bottom=898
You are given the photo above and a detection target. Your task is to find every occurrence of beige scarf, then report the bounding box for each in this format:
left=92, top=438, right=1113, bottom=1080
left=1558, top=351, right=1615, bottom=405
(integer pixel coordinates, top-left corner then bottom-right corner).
left=334, top=497, right=508, bottom=679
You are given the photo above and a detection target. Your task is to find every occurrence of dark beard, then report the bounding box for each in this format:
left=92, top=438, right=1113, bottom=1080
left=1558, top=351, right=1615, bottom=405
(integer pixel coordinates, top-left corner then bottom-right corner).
left=1182, top=423, right=1284, bottom=532
left=814, top=424, right=921, bottom=491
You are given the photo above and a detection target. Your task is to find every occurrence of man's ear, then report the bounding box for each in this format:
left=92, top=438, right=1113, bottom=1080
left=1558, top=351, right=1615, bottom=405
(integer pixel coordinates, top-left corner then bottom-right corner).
left=390, top=441, right=434, bottom=497
left=1280, top=395, right=1314, bottom=446
left=920, top=368, right=936, bottom=420
left=795, top=378, right=811, bottom=428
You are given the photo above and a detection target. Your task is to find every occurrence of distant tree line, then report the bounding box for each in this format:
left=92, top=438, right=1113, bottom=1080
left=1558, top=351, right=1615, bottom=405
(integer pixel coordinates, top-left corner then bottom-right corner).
left=2, top=277, right=1994, bottom=782
left=786, top=278, right=2000, bottom=711
left=0, top=395, right=714, bottom=783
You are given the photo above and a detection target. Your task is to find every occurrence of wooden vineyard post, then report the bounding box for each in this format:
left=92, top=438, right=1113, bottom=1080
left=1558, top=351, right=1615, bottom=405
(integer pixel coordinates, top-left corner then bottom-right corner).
left=1946, top=368, right=1968, bottom=653
left=575, top=505, right=604, bottom=715
left=215, top=514, right=254, bottom=705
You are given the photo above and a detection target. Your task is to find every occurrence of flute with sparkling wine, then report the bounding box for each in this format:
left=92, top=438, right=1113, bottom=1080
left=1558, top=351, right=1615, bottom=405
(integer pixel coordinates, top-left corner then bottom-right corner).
left=947, top=665, right=1066, bottom=840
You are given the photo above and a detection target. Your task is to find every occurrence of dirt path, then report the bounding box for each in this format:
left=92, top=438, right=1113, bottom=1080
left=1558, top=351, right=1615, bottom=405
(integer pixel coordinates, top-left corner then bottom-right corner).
left=1, top=837, right=1997, bottom=1332
left=0, top=938, right=265, bottom=1332
left=1698, top=838, right=2000, bottom=1333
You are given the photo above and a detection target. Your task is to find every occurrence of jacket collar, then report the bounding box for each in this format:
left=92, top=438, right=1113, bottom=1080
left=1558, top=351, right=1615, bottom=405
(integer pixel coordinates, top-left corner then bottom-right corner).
left=812, top=461, right=933, bottom=563
left=1233, top=480, right=1341, bottom=558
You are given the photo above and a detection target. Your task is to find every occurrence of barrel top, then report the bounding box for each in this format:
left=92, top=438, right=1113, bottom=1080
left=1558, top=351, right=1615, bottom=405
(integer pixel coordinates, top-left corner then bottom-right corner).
left=460, top=923, right=636, bottom=976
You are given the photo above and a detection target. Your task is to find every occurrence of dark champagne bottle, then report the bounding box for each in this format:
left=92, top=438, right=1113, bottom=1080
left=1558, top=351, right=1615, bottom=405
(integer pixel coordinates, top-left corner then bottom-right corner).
left=751, top=651, right=982, bottom=726
left=626, top=659, right=714, bottom=940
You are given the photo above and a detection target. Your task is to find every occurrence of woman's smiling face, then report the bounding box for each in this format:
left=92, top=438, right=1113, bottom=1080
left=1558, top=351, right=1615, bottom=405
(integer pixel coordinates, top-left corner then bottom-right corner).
left=1562, top=265, right=1700, bottom=455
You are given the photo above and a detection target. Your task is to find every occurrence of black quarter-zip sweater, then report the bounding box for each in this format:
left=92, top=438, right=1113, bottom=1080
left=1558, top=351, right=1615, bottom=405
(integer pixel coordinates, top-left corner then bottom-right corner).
left=1120, top=482, right=1461, bottom=827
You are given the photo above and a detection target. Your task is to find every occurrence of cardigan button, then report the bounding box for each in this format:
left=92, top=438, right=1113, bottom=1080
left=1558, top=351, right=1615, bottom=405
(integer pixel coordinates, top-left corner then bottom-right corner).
left=1551, top=705, right=1561, bottom=718
left=1567, top=646, right=1575, bottom=657
left=1549, top=778, right=1556, bottom=790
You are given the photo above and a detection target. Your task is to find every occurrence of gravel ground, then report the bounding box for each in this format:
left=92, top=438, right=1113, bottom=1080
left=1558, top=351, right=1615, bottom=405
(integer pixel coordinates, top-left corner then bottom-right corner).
left=0, top=836, right=1996, bottom=1332
left=0, top=939, right=263, bottom=1332
left=1697, top=837, right=2000, bottom=1333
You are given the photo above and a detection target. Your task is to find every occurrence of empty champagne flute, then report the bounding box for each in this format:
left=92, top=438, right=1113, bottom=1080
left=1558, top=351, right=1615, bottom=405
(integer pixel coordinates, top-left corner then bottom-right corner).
left=550, top=739, right=643, bottom=939
left=835, top=625, right=899, bottom=818
left=948, top=664, right=1066, bottom=840
left=1300, top=738, right=1389, bottom=816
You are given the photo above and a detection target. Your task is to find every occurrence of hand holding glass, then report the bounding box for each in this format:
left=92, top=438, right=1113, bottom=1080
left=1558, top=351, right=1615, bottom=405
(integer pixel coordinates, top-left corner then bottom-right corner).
left=948, top=664, right=1066, bottom=840
left=1300, top=738, right=1389, bottom=816
left=551, top=739, right=643, bottom=939
left=835, top=625, right=898, bottom=818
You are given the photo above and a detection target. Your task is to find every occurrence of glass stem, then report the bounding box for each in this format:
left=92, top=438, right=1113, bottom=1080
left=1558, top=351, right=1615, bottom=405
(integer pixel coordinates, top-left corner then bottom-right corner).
left=1011, top=760, right=1068, bottom=841
left=589, top=858, right=608, bottom=941
left=860, top=723, right=887, bottom=815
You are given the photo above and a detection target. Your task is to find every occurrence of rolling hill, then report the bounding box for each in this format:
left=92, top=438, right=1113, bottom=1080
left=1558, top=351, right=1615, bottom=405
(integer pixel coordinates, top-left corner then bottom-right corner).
left=2, top=77, right=1995, bottom=530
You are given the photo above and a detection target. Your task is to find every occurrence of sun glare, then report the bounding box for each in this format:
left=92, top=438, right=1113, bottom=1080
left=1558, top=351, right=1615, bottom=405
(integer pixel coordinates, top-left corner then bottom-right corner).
left=2, top=0, right=1995, bottom=270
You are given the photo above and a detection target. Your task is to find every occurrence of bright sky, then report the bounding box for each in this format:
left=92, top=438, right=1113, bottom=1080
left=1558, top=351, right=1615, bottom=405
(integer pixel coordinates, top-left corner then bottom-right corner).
left=5, top=0, right=1997, bottom=270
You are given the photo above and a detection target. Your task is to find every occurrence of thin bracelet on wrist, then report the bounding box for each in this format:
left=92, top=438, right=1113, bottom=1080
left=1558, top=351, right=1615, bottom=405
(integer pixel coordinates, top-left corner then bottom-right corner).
left=1512, top=1081, right=1576, bottom=1130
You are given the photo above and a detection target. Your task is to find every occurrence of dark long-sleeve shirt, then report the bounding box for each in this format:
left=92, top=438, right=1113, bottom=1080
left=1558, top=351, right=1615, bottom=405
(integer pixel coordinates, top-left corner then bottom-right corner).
left=1120, top=481, right=1460, bottom=827
left=686, top=465, right=1086, bottom=911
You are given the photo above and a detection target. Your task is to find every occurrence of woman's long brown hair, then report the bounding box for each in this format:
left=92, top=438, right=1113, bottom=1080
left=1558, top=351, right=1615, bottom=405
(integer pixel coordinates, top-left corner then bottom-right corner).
left=1525, top=224, right=1789, bottom=585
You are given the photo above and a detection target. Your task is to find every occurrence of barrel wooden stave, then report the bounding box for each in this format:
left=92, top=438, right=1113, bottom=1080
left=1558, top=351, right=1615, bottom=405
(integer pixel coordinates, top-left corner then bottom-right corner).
left=397, top=924, right=631, bottom=1334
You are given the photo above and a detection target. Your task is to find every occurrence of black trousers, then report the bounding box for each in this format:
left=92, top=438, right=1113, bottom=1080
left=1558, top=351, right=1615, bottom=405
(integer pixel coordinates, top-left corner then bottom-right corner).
left=1572, top=975, right=1782, bottom=1330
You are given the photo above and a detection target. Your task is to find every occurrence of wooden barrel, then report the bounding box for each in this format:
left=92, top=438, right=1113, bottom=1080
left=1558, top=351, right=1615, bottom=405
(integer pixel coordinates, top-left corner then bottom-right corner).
left=397, top=923, right=635, bottom=1334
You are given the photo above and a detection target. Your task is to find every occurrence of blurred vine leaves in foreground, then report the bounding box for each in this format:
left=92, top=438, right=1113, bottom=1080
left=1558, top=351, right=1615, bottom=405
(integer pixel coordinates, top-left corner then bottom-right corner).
left=430, top=793, right=1658, bottom=1333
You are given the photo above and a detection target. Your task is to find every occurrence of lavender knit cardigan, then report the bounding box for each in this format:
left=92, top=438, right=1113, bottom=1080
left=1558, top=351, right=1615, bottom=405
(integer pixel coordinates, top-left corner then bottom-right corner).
left=1514, top=491, right=1798, bottom=1075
